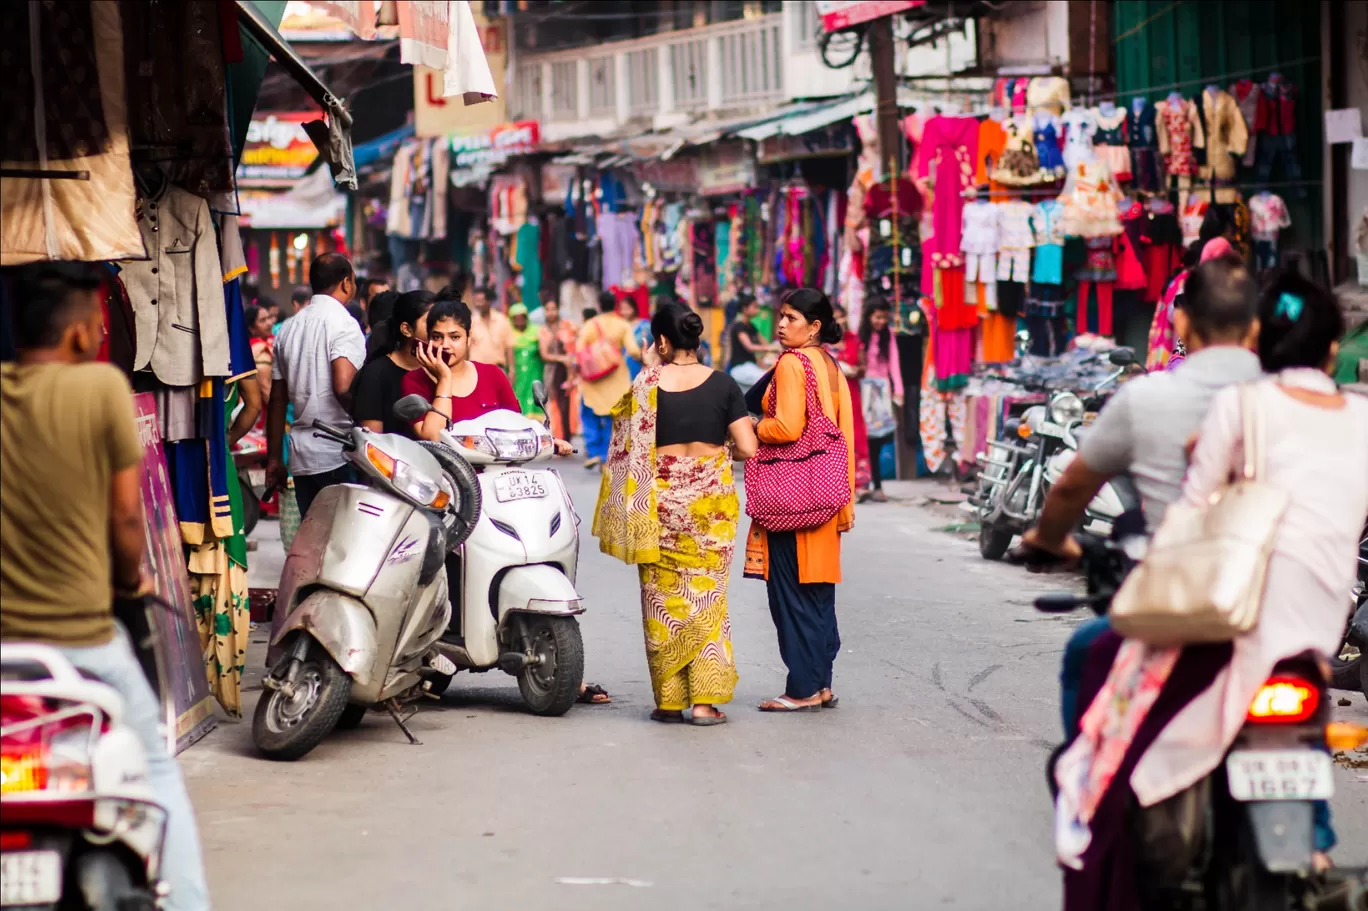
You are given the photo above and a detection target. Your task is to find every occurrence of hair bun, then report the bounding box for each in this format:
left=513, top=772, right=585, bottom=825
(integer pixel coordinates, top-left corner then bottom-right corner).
left=680, top=312, right=704, bottom=339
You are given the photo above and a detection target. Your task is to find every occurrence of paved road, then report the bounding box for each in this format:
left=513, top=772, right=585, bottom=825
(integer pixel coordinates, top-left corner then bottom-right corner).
left=181, top=473, right=1368, bottom=911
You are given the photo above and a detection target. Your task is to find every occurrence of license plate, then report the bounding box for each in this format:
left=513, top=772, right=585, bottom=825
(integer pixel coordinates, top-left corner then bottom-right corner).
left=493, top=471, right=547, bottom=503
left=247, top=468, right=266, bottom=487
left=1, top=851, right=62, bottom=906
left=1226, top=749, right=1334, bottom=802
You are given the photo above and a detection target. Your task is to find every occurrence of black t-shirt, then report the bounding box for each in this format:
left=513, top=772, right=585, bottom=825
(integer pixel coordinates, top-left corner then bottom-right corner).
left=351, top=356, right=413, bottom=437
left=656, top=371, right=749, bottom=447
left=728, top=320, right=761, bottom=369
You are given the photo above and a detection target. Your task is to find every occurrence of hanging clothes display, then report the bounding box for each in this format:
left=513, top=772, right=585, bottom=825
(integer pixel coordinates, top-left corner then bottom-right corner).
left=1179, top=196, right=1209, bottom=248
left=1031, top=199, right=1066, bottom=287
left=1252, top=75, right=1301, bottom=186
left=996, top=199, right=1035, bottom=284
left=513, top=220, right=542, bottom=309
left=1092, top=108, right=1131, bottom=182
left=1058, top=160, right=1123, bottom=239
left=992, top=115, right=1048, bottom=187
left=1229, top=79, right=1263, bottom=168
left=915, top=116, right=979, bottom=274
left=1196, top=87, right=1248, bottom=184
left=1061, top=107, right=1098, bottom=171
left=1032, top=112, right=1066, bottom=179
left=1141, top=198, right=1182, bottom=303
left=1116, top=201, right=1148, bottom=292
left=1076, top=237, right=1118, bottom=337
left=1156, top=97, right=1204, bottom=178
left=863, top=177, right=922, bottom=318
left=1248, top=191, right=1291, bottom=271
left=976, top=113, right=1011, bottom=201
left=1127, top=98, right=1162, bottom=193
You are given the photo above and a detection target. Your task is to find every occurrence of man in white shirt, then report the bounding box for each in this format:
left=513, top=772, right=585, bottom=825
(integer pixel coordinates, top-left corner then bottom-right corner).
left=266, top=253, right=366, bottom=517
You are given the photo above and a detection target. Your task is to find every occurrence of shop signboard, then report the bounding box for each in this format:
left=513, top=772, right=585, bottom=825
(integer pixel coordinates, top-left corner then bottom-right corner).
left=449, top=121, right=540, bottom=169
left=237, top=113, right=320, bottom=188
left=634, top=157, right=702, bottom=193
left=414, top=12, right=508, bottom=137
left=132, top=394, right=217, bottom=754
left=698, top=142, right=755, bottom=196
left=756, top=124, right=855, bottom=164
left=815, top=1, right=925, bottom=32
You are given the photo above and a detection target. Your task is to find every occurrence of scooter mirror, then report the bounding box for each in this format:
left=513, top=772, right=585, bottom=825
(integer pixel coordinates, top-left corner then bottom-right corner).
left=393, top=394, right=434, bottom=423
left=531, top=380, right=548, bottom=409
left=1108, top=347, right=1136, bottom=367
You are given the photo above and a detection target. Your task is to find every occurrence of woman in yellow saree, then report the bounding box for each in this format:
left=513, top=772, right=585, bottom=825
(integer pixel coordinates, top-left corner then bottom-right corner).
left=593, top=305, right=757, bottom=725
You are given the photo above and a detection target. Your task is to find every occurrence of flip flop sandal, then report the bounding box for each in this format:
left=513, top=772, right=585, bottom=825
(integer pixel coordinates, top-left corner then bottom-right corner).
left=577, top=683, right=612, bottom=705
left=759, top=696, right=822, bottom=713
left=685, top=707, right=727, bottom=726
left=650, top=709, right=685, bottom=723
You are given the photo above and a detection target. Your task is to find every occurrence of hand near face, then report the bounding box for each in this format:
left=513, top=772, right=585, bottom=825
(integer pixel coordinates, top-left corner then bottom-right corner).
left=416, top=341, right=452, bottom=384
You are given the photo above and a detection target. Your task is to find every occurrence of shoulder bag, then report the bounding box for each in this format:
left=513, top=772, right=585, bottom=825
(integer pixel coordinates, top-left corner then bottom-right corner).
left=744, top=351, right=852, bottom=532
left=576, top=319, right=622, bottom=382
left=1109, top=385, right=1288, bottom=646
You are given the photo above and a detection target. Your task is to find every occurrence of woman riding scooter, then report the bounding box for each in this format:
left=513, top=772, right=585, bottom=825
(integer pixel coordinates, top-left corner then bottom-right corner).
left=398, top=297, right=613, bottom=705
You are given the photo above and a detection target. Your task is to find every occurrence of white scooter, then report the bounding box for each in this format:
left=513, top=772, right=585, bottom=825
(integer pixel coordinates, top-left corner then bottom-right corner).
left=394, top=384, right=587, bottom=716
left=1, top=645, right=166, bottom=910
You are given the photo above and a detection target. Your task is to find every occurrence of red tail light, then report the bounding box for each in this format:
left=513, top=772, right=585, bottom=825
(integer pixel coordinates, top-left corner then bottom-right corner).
left=1, top=695, right=105, bottom=795
left=1247, top=676, right=1320, bottom=724
left=0, top=831, right=32, bottom=850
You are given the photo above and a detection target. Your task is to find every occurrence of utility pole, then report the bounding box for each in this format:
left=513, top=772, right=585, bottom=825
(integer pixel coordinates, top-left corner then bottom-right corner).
left=867, top=14, right=902, bottom=178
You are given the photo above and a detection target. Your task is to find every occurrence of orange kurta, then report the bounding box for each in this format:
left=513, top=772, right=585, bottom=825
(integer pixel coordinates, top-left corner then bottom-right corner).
left=744, top=348, right=856, bottom=584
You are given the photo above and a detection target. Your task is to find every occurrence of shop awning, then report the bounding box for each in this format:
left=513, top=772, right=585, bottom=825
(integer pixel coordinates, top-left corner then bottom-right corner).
left=735, top=92, right=873, bottom=141
left=236, top=0, right=357, bottom=190
left=353, top=123, right=416, bottom=170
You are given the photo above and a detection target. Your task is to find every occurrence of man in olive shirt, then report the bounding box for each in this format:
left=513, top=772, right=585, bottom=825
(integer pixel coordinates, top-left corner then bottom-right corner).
left=0, top=264, right=210, bottom=911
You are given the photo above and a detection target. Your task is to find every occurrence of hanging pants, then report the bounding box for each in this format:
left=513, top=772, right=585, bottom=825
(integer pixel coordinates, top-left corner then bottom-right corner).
left=766, top=530, right=840, bottom=700
left=1076, top=280, right=1114, bottom=337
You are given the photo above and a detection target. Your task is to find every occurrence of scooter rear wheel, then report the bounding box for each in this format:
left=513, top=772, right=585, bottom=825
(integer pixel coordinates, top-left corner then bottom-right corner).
left=253, top=638, right=352, bottom=760
left=516, top=616, right=584, bottom=717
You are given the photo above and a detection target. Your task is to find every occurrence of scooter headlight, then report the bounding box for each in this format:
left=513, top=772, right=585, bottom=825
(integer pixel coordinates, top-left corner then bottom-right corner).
left=450, top=434, right=500, bottom=459
left=364, top=444, right=450, bottom=510
left=1049, top=393, right=1086, bottom=427
left=484, top=428, right=541, bottom=461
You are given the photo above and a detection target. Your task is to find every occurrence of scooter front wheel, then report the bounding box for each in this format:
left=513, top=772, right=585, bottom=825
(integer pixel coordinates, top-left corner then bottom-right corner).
left=253, top=638, right=352, bottom=760
left=516, top=616, right=584, bottom=717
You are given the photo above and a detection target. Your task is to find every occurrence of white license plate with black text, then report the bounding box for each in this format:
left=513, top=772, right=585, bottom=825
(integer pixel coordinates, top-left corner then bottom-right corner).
left=493, top=471, right=547, bottom=503
left=1, top=851, right=62, bottom=906
left=1226, top=749, right=1334, bottom=802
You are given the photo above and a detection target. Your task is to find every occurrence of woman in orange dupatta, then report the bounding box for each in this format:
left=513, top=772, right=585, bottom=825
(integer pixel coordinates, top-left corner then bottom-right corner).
left=744, top=289, right=857, bottom=712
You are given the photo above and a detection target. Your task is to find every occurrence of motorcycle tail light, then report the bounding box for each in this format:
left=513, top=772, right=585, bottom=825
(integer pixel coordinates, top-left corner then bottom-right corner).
left=1246, top=676, right=1319, bottom=724
left=1, top=695, right=100, bottom=794
left=1325, top=722, right=1368, bottom=751
left=0, top=831, right=32, bottom=850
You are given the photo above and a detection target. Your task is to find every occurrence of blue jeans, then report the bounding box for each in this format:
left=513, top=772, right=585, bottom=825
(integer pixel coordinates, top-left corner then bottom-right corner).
left=1056, top=616, right=1335, bottom=852
left=56, top=627, right=210, bottom=911
left=580, top=403, right=611, bottom=462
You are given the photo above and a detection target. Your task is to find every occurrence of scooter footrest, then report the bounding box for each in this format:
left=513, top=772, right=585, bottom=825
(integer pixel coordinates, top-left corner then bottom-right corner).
left=426, top=653, right=457, bottom=676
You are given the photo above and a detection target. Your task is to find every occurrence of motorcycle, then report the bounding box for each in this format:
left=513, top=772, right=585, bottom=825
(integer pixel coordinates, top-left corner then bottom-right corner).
left=393, top=384, right=587, bottom=717
left=256, top=419, right=481, bottom=760
left=1330, top=523, right=1368, bottom=697
left=973, top=348, right=1136, bottom=560
left=1033, top=537, right=1368, bottom=909
left=1, top=645, right=167, bottom=910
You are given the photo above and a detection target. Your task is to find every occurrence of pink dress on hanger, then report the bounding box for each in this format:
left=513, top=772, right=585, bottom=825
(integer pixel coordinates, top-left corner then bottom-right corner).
left=915, top=116, right=980, bottom=274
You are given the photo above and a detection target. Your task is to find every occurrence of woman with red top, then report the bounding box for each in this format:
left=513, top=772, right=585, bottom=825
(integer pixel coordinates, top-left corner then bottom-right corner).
left=402, top=297, right=571, bottom=452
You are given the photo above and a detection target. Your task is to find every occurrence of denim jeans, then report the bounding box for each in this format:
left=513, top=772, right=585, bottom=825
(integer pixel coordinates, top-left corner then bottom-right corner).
left=55, top=626, right=211, bottom=911
left=293, top=464, right=357, bottom=519
left=1253, top=239, right=1279, bottom=273
left=1253, top=134, right=1303, bottom=196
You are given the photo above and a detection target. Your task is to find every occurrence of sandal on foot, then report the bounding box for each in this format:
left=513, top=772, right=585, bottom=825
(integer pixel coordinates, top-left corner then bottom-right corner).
left=577, top=683, right=612, bottom=705
left=759, top=696, right=822, bottom=713
left=685, top=707, right=727, bottom=726
left=822, top=693, right=840, bottom=709
left=650, top=709, right=685, bottom=723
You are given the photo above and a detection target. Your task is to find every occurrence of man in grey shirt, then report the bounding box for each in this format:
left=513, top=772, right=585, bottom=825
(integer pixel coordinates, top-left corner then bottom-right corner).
left=1020, top=258, right=1262, bottom=735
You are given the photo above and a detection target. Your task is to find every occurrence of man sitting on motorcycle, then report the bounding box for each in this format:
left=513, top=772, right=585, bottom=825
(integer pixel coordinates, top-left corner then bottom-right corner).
left=1020, top=257, right=1262, bottom=736
left=0, top=264, right=212, bottom=910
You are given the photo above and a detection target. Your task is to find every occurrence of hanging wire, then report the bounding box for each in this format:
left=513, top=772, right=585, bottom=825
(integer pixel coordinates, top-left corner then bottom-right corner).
left=818, top=24, right=867, bottom=70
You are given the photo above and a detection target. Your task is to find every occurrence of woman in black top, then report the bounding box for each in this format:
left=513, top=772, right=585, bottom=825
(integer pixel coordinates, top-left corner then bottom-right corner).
left=594, top=305, right=756, bottom=726
left=351, top=290, right=436, bottom=436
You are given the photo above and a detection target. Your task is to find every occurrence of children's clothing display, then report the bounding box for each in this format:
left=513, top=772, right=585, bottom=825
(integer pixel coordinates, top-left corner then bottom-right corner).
left=1141, top=199, right=1182, bottom=302
left=1026, top=76, right=1071, bottom=116
left=1115, top=201, right=1148, bottom=291
left=995, top=200, right=1036, bottom=283
left=993, top=115, right=1048, bottom=186
left=1127, top=98, right=1162, bottom=192
left=1077, top=237, right=1117, bottom=337
left=960, top=199, right=1000, bottom=284
left=1030, top=199, right=1066, bottom=286
left=1060, top=107, right=1098, bottom=171
left=975, top=114, right=1010, bottom=201
left=1093, top=109, right=1131, bottom=182
left=1032, top=112, right=1066, bottom=176
left=1156, top=97, right=1204, bottom=178
left=1229, top=79, right=1262, bottom=168
left=1058, top=160, right=1123, bottom=238
left=1197, top=87, right=1249, bottom=183
left=1248, top=191, right=1291, bottom=271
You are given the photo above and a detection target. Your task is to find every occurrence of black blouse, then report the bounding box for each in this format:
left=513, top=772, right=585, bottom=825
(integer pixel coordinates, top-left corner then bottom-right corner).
left=656, top=371, right=748, bottom=447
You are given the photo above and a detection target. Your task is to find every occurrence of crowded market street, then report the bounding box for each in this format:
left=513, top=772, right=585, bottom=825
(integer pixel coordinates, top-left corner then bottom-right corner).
left=181, top=473, right=1368, bottom=911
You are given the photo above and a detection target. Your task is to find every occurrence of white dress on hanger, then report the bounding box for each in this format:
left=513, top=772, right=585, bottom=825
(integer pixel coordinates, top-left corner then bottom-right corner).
left=1061, top=107, right=1099, bottom=171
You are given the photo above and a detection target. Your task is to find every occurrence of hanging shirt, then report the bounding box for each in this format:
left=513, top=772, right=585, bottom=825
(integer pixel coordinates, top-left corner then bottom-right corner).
left=1248, top=193, right=1291, bottom=240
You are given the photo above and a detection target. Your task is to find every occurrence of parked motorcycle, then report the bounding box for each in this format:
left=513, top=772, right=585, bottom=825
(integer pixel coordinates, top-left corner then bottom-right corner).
left=393, top=385, right=587, bottom=717
left=1330, top=522, right=1368, bottom=697
left=973, top=348, right=1136, bottom=560
left=1, top=644, right=167, bottom=910
left=256, top=420, right=481, bottom=760
left=1033, top=536, right=1368, bottom=909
